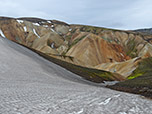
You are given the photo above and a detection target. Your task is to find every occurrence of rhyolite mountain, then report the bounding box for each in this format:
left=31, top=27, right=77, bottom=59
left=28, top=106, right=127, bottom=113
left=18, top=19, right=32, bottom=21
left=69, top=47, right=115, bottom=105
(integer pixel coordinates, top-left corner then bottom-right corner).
left=0, top=17, right=152, bottom=98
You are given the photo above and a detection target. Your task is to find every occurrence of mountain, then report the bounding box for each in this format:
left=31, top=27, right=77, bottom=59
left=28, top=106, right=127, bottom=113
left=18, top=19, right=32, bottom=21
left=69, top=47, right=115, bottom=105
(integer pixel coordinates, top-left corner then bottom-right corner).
left=0, top=17, right=152, bottom=97
left=134, top=28, right=152, bottom=35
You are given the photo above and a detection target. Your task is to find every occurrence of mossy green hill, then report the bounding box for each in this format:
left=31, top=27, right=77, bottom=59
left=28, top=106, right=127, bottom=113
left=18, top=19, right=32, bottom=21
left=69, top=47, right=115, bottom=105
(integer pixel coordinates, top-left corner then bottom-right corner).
left=109, top=57, right=152, bottom=98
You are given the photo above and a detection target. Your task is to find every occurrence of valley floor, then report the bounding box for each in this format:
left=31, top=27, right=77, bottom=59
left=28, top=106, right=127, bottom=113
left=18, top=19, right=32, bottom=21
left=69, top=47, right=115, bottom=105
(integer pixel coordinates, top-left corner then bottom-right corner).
left=0, top=37, right=152, bottom=114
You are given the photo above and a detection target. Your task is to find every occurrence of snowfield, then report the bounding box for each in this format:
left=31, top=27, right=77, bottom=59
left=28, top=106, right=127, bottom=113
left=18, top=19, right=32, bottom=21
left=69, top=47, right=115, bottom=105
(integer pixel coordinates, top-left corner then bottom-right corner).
left=0, top=29, right=5, bottom=38
left=33, top=29, right=40, bottom=38
left=0, top=37, right=152, bottom=114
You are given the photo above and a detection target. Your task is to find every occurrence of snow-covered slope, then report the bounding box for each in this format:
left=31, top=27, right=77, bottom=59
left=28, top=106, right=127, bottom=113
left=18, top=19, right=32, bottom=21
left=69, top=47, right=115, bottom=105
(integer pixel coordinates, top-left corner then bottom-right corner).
left=0, top=37, right=152, bottom=114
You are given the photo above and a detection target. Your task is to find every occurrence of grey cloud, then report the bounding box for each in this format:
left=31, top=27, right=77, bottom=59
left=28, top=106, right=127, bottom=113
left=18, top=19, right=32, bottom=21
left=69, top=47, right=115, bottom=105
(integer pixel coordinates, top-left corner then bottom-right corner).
left=0, top=0, right=152, bottom=30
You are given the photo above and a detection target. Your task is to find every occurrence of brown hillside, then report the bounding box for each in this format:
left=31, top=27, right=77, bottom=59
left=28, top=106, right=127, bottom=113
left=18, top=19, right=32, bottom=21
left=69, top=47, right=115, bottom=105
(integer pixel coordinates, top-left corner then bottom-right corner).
left=0, top=17, right=152, bottom=79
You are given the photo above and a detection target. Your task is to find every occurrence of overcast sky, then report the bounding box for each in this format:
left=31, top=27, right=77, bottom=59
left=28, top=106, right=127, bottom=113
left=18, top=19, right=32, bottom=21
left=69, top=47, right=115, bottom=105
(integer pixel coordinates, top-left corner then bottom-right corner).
left=0, top=0, right=152, bottom=30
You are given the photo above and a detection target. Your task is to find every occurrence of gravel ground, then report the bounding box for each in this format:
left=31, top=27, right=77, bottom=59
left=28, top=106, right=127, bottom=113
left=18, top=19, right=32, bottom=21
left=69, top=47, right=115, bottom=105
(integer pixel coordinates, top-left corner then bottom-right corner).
left=0, top=37, right=152, bottom=114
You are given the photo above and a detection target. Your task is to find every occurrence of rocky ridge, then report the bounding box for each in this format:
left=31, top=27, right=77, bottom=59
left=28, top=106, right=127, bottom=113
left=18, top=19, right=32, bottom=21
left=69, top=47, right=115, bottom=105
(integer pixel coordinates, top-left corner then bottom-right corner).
left=0, top=17, right=152, bottom=82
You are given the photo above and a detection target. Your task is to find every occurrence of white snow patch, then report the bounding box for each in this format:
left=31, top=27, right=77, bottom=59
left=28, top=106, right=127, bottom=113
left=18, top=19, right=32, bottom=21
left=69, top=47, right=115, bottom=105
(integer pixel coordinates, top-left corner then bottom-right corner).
left=51, top=25, right=54, bottom=28
left=0, top=29, right=5, bottom=38
left=47, top=20, right=52, bottom=23
left=76, top=109, right=84, bottom=114
left=33, top=23, right=40, bottom=26
left=99, top=98, right=112, bottom=105
left=16, top=20, right=24, bottom=24
left=69, top=28, right=72, bottom=31
left=41, top=21, right=46, bottom=24
left=33, top=29, right=40, bottom=38
left=120, top=53, right=124, bottom=57
left=103, top=81, right=119, bottom=86
left=43, top=25, right=49, bottom=27
left=98, top=94, right=120, bottom=106
left=23, top=26, right=27, bottom=32
left=119, top=112, right=127, bottom=114
left=70, top=109, right=84, bottom=114
left=51, top=28, right=55, bottom=32
left=113, top=94, right=120, bottom=98
left=51, top=42, right=55, bottom=48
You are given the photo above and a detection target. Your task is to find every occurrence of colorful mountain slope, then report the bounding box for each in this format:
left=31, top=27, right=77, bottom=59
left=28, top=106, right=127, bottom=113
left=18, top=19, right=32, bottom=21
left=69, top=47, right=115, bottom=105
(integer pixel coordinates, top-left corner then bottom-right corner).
left=0, top=17, right=152, bottom=82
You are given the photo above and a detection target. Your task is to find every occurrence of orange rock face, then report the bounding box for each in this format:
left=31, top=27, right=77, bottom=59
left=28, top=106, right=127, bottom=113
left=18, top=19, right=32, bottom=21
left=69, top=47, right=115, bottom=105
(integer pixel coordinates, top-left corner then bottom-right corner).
left=66, top=34, right=131, bottom=66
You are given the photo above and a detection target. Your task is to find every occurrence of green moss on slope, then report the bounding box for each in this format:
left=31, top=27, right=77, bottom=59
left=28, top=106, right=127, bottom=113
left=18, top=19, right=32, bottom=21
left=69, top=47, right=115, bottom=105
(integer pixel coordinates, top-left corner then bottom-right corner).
left=128, top=57, right=152, bottom=79
left=15, top=42, right=124, bottom=83
left=109, top=57, right=152, bottom=98
left=127, top=73, right=143, bottom=80
left=65, top=35, right=87, bottom=54
left=78, top=25, right=121, bottom=34
left=70, top=35, right=86, bottom=47
left=37, top=52, right=122, bottom=83
left=126, top=39, right=138, bottom=58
